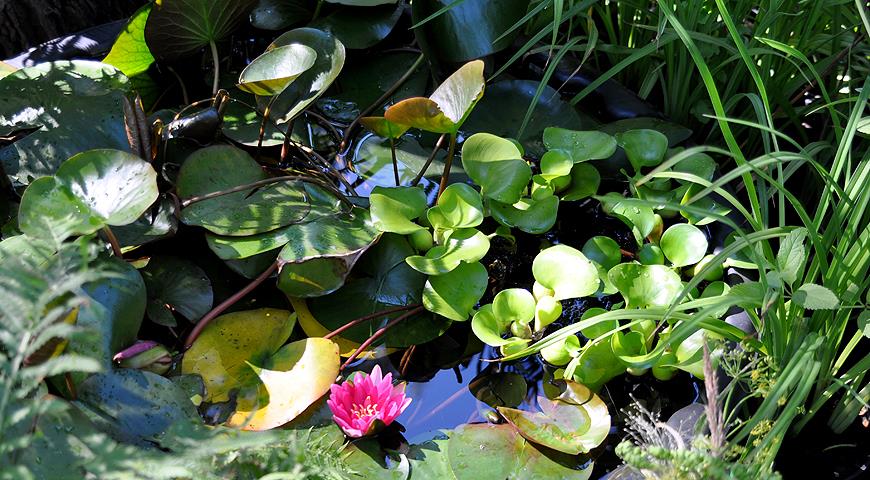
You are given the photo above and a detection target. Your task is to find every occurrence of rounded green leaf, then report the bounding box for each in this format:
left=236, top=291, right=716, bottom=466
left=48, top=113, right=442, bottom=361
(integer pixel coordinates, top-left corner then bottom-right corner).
left=582, top=236, right=622, bottom=270
left=493, top=288, right=536, bottom=325
left=540, top=150, right=573, bottom=179
left=532, top=245, right=599, bottom=301
left=793, top=283, right=840, bottom=310
left=406, top=228, right=489, bottom=275
left=312, top=3, right=403, bottom=50
left=461, top=133, right=532, bottom=204
left=637, top=244, right=665, bottom=265
left=561, top=163, right=600, bottom=201
left=489, top=195, right=559, bottom=235
left=600, top=193, right=656, bottom=245
left=543, top=128, right=617, bottom=162
left=608, top=263, right=683, bottom=308
left=423, top=261, right=488, bottom=321
left=426, top=183, right=484, bottom=230
left=471, top=304, right=511, bottom=347
left=18, top=177, right=100, bottom=242
left=569, top=340, right=625, bottom=391
left=370, top=186, right=428, bottom=234
left=615, top=129, right=669, bottom=172
left=238, top=44, right=317, bottom=96
left=673, top=151, right=716, bottom=182
left=447, top=424, right=521, bottom=479
left=144, top=0, right=256, bottom=60
left=579, top=307, right=617, bottom=340
left=660, top=223, right=708, bottom=267
left=534, top=295, right=562, bottom=331
left=141, top=256, right=213, bottom=326
left=359, top=116, right=411, bottom=139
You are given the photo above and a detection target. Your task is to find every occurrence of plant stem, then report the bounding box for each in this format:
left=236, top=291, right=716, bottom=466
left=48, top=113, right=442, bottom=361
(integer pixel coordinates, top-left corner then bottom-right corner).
left=389, top=137, right=400, bottom=186
left=184, top=262, right=279, bottom=350
left=324, top=304, right=420, bottom=340
left=102, top=226, right=123, bottom=258
left=339, top=53, right=426, bottom=153
left=340, top=306, right=425, bottom=370
left=209, top=40, right=220, bottom=96
left=437, top=133, right=457, bottom=201
left=180, top=175, right=353, bottom=210
left=411, top=133, right=446, bottom=186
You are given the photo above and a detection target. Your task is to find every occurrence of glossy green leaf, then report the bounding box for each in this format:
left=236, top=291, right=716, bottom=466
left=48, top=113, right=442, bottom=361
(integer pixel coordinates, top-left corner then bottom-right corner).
left=561, top=163, right=600, bottom=201
left=582, top=236, right=622, bottom=270
left=637, top=244, right=665, bottom=265
left=144, top=0, right=257, bottom=60
left=385, top=60, right=484, bottom=134
left=262, top=28, right=346, bottom=123
left=579, top=308, right=617, bottom=340
left=312, top=3, right=403, bottom=49
left=471, top=304, right=511, bottom=347
left=103, top=4, right=155, bottom=77
left=406, top=228, right=489, bottom=275
left=534, top=295, right=562, bottom=332
left=249, top=0, right=312, bottom=30
left=493, top=288, right=536, bottom=325
left=568, top=340, right=624, bottom=391
left=543, top=128, right=616, bottom=162
left=611, top=331, right=647, bottom=359
left=427, top=183, right=484, bottom=230
left=423, top=261, right=488, bottom=321
left=532, top=245, right=599, bottom=301
left=360, top=117, right=411, bottom=139
left=238, top=44, right=317, bottom=96
left=0, top=61, right=130, bottom=184
left=307, top=234, right=451, bottom=347
left=141, top=256, right=213, bottom=326
left=793, top=283, right=840, bottom=310
left=616, top=129, right=669, bottom=172
left=672, top=150, right=716, bottom=182
left=608, top=263, right=683, bottom=308
left=113, top=196, right=178, bottom=250
left=182, top=308, right=295, bottom=410
left=461, top=133, right=531, bottom=204
left=660, top=223, right=708, bottom=267
left=489, top=195, right=559, bottom=235
left=599, top=117, right=692, bottom=146
left=408, top=431, right=454, bottom=480
left=17, top=177, right=99, bottom=243
left=600, top=193, right=656, bottom=245
left=370, top=186, right=428, bottom=234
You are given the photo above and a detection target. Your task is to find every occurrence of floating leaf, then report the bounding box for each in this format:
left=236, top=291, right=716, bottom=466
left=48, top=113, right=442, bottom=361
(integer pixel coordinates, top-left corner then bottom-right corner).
left=569, top=340, right=624, bottom=391
left=793, top=283, right=840, bottom=310
left=582, top=236, right=622, bottom=271
left=608, top=263, right=683, bottom=308
left=238, top=44, right=317, bottom=96
left=348, top=135, right=447, bottom=195
left=600, top=193, right=656, bottom=245
left=385, top=60, right=484, bottom=134
left=423, top=261, right=488, bottom=321
left=660, top=223, right=708, bottom=268
left=532, top=245, right=599, bottom=301
left=229, top=338, right=340, bottom=430
left=312, top=3, right=403, bottom=49
left=406, top=228, right=490, bottom=275
left=461, top=133, right=531, bottom=204
left=427, top=183, right=484, bottom=230
left=113, top=196, right=178, bottom=250
left=370, top=186, right=428, bottom=234
left=141, top=256, right=213, bottom=326
left=144, top=0, right=257, bottom=60
left=616, top=129, right=669, bottom=172
left=493, top=288, right=536, bottom=325
left=489, top=195, right=559, bottom=235
left=561, top=163, right=600, bottom=201
left=0, top=61, right=130, bottom=184
left=472, top=304, right=512, bottom=347
left=360, top=117, right=411, bottom=139
left=103, top=5, right=155, bottom=78
left=543, top=128, right=616, bottom=162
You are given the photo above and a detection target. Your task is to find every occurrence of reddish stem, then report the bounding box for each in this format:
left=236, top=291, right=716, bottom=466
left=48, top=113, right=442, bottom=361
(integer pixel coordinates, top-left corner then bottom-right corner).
left=324, top=304, right=420, bottom=340
left=340, top=306, right=425, bottom=370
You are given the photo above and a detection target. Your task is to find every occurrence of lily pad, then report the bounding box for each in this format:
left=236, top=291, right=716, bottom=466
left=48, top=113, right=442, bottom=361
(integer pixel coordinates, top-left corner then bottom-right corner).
left=249, top=0, right=312, bottom=30
left=360, top=117, right=411, bottom=139
left=385, top=60, right=484, bottom=134
left=262, top=28, right=346, bottom=123
left=461, top=133, right=532, bottom=204
left=312, top=3, right=403, bottom=50
left=113, top=196, right=178, bottom=250
left=422, top=261, right=488, bottom=321
left=0, top=61, right=131, bottom=184
left=228, top=338, right=341, bottom=430
left=370, top=186, right=428, bottom=234
left=144, top=0, right=257, bottom=60
left=615, top=129, right=668, bottom=172
left=489, top=195, right=559, bottom=235
left=543, top=128, right=616, bottom=163
left=237, top=44, right=317, bottom=96
left=608, top=263, right=683, bottom=308
left=406, top=228, right=490, bottom=275
left=141, top=256, right=213, bottom=326
left=427, top=183, right=484, bottom=230
left=348, top=135, right=448, bottom=196
left=103, top=4, right=155, bottom=78
left=497, top=382, right=609, bottom=455
left=660, top=223, right=708, bottom=267
left=532, top=245, right=599, bottom=301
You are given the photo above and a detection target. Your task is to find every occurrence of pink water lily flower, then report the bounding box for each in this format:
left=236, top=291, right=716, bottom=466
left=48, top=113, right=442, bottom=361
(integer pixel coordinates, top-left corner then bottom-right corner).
left=327, top=365, right=411, bottom=438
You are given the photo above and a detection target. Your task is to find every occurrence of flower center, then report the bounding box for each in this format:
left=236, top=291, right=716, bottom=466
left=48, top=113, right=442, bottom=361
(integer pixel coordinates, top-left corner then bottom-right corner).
left=351, top=397, right=379, bottom=419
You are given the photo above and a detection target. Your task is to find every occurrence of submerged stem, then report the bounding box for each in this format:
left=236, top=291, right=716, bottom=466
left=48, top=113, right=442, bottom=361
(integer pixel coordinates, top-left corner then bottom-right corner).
left=411, top=133, right=446, bottom=186
left=340, top=306, right=425, bottom=370
left=324, top=304, right=420, bottom=340
left=389, top=137, right=400, bottom=186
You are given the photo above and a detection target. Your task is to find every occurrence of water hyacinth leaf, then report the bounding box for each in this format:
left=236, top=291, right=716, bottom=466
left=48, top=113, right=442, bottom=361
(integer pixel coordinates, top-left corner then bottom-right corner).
left=679, top=183, right=731, bottom=225
left=608, top=263, right=683, bottom=308
left=427, top=183, right=484, bottom=230
left=672, top=151, right=716, bottom=182
left=237, top=44, right=317, bottom=96
left=579, top=308, right=617, bottom=340
left=600, top=193, right=656, bottom=244
left=141, top=256, right=213, bottom=326
left=499, top=381, right=611, bottom=454
left=75, top=369, right=200, bottom=446
left=543, top=128, right=616, bottom=162
left=493, top=288, right=536, bottom=325
left=471, top=304, right=512, bottom=347
left=534, top=295, right=562, bottom=331
left=360, top=117, right=410, bottom=139
left=423, top=261, right=488, bottom=321
left=261, top=28, right=346, bottom=123
left=307, top=234, right=451, bottom=347
left=176, top=145, right=318, bottom=235
left=228, top=338, right=340, bottom=430
left=144, top=0, right=257, bottom=60
left=103, top=4, right=155, bottom=78
left=599, top=117, right=693, bottom=146
left=793, top=283, right=840, bottom=310
left=275, top=209, right=380, bottom=297
left=616, top=129, right=669, bottom=172
left=489, top=195, right=559, bottom=235
left=569, top=340, right=624, bottom=391
left=582, top=236, right=622, bottom=270
left=461, top=133, right=532, bottom=204
left=611, top=331, right=647, bottom=359
left=660, top=223, right=708, bottom=268
left=182, top=308, right=295, bottom=410
left=532, top=245, right=599, bottom=301
left=406, top=228, right=490, bottom=275
left=0, top=61, right=131, bottom=184
left=561, top=163, right=600, bottom=201
left=370, top=186, right=427, bottom=234
left=312, top=3, right=403, bottom=50
left=385, top=60, right=484, bottom=134
left=540, top=150, right=573, bottom=179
